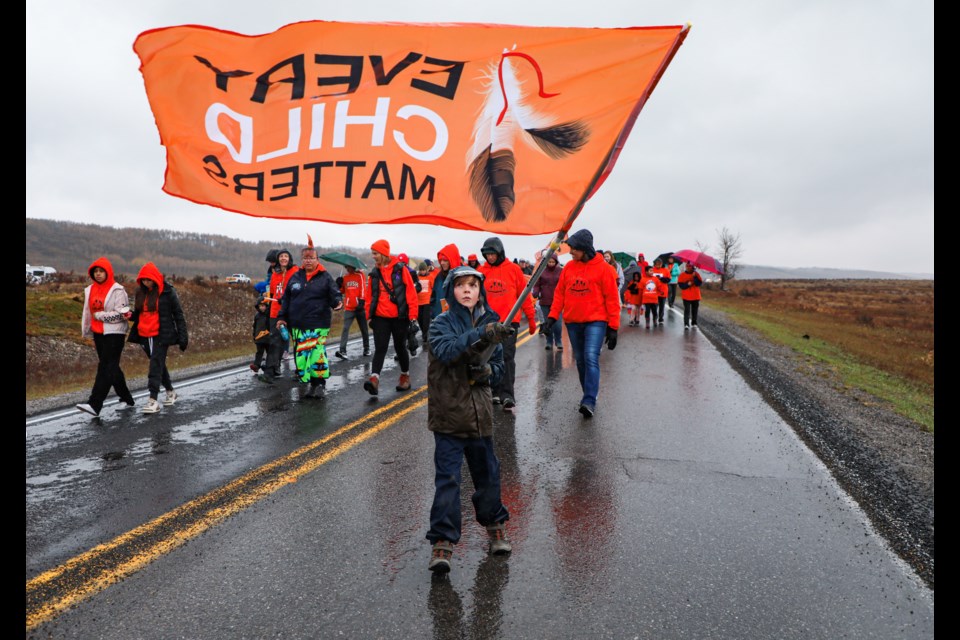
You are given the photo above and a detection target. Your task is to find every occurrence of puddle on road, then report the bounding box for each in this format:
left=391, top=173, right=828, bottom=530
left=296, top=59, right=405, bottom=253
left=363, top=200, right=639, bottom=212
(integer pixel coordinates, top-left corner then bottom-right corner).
left=27, top=399, right=267, bottom=501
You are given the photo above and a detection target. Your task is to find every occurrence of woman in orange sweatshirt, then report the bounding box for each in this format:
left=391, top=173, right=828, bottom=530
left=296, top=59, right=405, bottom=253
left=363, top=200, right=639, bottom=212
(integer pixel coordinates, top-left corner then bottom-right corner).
left=541, top=229, right=620, bottom=418
left=677, top=262, right=704, bottom=329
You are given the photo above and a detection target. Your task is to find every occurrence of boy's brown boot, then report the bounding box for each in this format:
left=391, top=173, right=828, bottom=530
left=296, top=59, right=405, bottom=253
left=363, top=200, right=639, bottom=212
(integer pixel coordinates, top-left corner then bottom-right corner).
left=364, top=375, right=379, bottom=396
left=428, top=540, right=454, bottom=572
left=396, top=373, right=411, bottom=391
left=486, top=523, right=512, bottom=555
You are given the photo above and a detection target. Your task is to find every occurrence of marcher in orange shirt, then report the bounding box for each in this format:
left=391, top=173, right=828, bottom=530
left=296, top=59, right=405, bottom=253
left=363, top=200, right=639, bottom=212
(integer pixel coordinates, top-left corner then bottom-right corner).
left=263, top=248, right=299, bottom=380
left=639, top=265, right=661, bottom=328
left=334, top=265, right=370, bottom=360
left=416, top=259, right=439, bottom=352
left=652, top=258, right=672, bottom=323
left=677, top=262, right=704, bottom=329
left=365, top=239, right=419, bottom=395
left=623, top=271, right=643, bottom=326
left=478, top=236, right=537, bottom=410
left=541, top=229, right=619, bottom=418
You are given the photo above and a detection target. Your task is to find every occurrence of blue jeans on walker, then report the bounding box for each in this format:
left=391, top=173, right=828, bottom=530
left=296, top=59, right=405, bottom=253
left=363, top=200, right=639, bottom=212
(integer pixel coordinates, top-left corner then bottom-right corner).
left=426, top=432, right=509, bottom=544
left=565, top=321, right=606, bottom=410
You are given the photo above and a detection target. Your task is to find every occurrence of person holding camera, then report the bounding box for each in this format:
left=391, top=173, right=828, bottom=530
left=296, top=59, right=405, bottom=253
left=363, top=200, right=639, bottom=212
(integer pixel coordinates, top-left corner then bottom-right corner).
left=364, top=239, right=419, bottom=395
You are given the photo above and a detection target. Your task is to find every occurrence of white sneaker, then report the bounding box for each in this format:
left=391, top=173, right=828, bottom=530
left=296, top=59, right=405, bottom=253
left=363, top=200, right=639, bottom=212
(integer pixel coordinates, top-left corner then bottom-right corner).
left=75, top=403, right=99, bottom=417
left=116, top=401, right=136, bottom=411
left=143, top=398, right=161, bottom=414
left=163, top=390, right=178, bottom=406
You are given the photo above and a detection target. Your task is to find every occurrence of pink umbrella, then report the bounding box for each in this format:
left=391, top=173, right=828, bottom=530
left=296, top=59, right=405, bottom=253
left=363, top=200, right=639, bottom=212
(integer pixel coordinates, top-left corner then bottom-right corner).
left=672, top=249, right=724, bottom=275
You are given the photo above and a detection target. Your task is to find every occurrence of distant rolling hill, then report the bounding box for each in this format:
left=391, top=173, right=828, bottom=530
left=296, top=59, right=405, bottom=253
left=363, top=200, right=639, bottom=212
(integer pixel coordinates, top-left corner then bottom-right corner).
left=735, top=265, right=933, bottom=280
left=25, top=218, right=370, bottom=280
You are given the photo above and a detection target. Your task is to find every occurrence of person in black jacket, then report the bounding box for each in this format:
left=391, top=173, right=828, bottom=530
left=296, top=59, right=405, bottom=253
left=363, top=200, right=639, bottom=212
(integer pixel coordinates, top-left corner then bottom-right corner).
left=277, top=240, right=343, bottom=398
left=128, top=262, right=188, bottom=413
left=250, top=295, right=271, bottom=374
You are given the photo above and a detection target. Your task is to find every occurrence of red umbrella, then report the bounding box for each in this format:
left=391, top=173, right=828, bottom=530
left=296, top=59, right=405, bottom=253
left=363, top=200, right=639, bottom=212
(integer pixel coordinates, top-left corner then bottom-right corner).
left=672, top=249, right=724, bottom=275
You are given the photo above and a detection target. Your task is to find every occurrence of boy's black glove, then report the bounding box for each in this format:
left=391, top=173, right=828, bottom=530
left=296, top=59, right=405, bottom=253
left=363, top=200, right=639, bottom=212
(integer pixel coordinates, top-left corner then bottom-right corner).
left=408, top=320, right=420, bottom=336
left=481, top=322, right=515, bottom=343
left=539, top=317, right=556, bottom=335
left=335, top=276, right=344, bottom=288
left=179, top=340, right=188, bottom=352
left=605, top=328, right=617, bottom=350
left=468, top=363, right=493, bottom=385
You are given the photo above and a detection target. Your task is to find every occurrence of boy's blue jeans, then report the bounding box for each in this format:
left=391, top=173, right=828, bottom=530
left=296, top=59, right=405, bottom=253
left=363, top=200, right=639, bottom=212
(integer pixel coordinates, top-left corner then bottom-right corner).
left=565, top=321, right=607, bottom=409
left=427, top=432, right=509, bottom=544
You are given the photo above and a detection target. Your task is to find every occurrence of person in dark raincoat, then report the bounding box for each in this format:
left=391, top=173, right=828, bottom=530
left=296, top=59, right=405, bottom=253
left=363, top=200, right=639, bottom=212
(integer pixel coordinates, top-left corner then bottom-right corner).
left=425, top=266, right=515, bottom=573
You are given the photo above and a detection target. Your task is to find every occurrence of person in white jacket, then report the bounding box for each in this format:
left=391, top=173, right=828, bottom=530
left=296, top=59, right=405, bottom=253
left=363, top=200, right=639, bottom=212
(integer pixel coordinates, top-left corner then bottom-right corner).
left=76, top=257, right=136, bottom=417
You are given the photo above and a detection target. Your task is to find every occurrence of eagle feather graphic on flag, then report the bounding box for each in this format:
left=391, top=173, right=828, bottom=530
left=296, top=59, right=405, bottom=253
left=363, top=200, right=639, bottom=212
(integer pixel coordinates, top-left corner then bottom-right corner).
left=468, top=47, right=590, bottom=223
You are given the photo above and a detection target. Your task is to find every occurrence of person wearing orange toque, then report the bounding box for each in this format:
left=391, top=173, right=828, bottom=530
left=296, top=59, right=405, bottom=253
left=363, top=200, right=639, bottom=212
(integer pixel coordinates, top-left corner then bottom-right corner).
left=365, top=239, right=419, bottom=395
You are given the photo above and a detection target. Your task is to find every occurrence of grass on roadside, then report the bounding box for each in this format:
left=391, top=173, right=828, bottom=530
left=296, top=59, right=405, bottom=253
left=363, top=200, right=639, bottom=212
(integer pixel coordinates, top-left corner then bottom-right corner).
left=703, top=282, right=933, bottom=433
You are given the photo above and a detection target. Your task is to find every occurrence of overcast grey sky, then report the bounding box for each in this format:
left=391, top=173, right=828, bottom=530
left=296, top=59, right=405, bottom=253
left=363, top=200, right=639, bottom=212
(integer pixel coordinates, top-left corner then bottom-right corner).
left=26, top=0, right=933, bottom=273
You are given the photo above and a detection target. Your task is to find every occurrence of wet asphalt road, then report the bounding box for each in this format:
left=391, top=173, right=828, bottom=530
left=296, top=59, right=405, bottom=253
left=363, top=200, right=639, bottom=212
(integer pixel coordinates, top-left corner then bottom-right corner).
left=26, top=308, right=934, bottom=639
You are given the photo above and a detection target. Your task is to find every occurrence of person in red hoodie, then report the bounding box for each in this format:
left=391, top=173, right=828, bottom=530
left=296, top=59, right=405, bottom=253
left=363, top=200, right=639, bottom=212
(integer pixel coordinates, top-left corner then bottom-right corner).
left=416, top=259, right=438, bottom=351
left=365, top=239, right=419, bottom=395
left=334, top=264, right=370, bottom=360
left=540, top=229, right=619, bottom=418
left=677, top=261, right=704, bottom=329
left=263, top=248, right=299, bottom=380
left=478, top=236, right=537, bottom=410
left=75, top=257, right=136, bottom=417
left=127, top=262, right=188, bottom=414
left=639, top=265, right=662, bottom=328
left=430, top=244, right=462, bottom=318
left=652, top=258, right=672, bottom=324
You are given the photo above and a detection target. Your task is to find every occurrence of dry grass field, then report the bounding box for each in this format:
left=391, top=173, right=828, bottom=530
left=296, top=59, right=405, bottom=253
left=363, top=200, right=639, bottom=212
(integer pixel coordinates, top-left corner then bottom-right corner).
left=702, top=279, right=934, bottom=431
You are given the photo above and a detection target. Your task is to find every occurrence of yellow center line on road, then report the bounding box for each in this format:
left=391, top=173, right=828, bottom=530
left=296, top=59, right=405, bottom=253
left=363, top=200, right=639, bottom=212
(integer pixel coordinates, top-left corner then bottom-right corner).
left=26, top=390, right=427, bottom=631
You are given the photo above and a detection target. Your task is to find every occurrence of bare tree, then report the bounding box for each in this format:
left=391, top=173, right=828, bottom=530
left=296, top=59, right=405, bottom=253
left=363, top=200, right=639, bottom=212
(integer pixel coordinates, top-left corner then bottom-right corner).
left=694, top=238, right=710, bottom=254
left=716, top=226, right=743, bottom=290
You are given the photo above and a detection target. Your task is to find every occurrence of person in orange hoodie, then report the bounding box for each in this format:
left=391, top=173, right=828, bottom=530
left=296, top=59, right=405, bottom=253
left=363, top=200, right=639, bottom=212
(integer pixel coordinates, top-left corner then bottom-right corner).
left=466, top=254, right=481, bottom=269
left=677, top=261, right=704, bottom=329
left=365, top=239, right=419, bottom=395
left=652, top=258, right=672, bottom=323
left=75, top=257, right=136, bottom=417
left=127, top=262, right=188, bottom=414
left=416, top=259, right=439, bottom=351
left=639, top=265, right=662, bottom=327
left=263, top=248, right=299, bottom=380
left=430, top=244, right=462, bottom=319
left=623, top=271, right=644, bottom=326
left=478, top=236, right=538, bottom=410
left=334, top=265, right=370, bottom=360
left=540, top=229, right=619, bottom=418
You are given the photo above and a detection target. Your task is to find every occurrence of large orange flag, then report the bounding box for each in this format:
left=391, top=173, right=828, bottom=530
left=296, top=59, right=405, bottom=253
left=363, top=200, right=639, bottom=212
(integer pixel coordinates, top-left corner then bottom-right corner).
left=134, top=21, right=688, bottom=234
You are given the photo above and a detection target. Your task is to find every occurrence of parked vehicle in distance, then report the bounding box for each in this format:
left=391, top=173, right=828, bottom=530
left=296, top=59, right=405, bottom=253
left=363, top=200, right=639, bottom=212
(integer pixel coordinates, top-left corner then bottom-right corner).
left=225, top=273, right=251, bottom=284
left=26, top=264, right=57, bottom=285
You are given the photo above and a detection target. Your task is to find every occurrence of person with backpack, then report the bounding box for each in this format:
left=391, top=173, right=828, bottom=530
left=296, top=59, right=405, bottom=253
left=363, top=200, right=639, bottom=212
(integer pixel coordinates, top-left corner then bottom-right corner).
left=397, top=253, right=423, bottom=356
left=364, top=239, right=419, bottom=395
